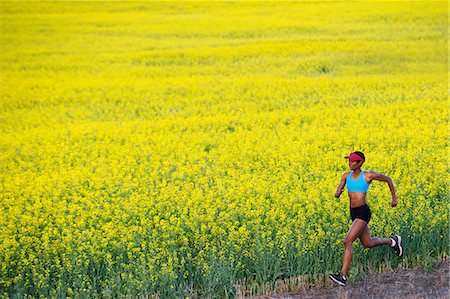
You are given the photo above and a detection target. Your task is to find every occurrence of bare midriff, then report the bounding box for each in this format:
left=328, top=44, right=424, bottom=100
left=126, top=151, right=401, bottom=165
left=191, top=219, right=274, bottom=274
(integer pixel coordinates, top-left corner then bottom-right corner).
left=348, top=192, right=367, bottom=208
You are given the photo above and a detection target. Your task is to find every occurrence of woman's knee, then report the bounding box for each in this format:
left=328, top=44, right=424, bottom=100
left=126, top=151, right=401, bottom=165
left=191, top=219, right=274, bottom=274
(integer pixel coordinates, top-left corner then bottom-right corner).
left=361, top=238, right=374, bottom=249
left=343, top=237, right=354, bottom=248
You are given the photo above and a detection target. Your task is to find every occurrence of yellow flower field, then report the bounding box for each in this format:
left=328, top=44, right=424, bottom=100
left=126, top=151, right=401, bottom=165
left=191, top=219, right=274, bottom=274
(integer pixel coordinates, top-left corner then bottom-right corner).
left=0, top=1, right=448, bottom=298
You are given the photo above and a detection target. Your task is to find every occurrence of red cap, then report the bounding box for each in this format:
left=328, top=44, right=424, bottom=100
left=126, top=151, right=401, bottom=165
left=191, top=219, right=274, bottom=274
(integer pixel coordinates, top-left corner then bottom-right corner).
left=345, top=152, right=365, bottom=162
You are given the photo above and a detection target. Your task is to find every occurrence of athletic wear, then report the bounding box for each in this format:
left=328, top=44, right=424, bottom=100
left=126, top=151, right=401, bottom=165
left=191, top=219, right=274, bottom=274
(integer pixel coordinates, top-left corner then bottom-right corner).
left=350, top=204, right=372, bottom=223
left=346, top=171, right=370, bottom=193
left=391, top=235, right=403, bottom=256
left=345, top=152, right=365, bottom=162
left=329, top=272, right=347, bottom=286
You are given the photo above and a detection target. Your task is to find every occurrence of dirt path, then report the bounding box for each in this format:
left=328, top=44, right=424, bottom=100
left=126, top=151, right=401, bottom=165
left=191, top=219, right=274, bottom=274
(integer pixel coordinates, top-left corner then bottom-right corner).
left=249, top=261, right=449, bottom=299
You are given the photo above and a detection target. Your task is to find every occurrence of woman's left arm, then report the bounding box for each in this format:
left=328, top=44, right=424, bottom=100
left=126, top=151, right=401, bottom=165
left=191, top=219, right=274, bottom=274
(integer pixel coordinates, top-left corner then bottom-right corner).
left=366, top=171, right=398, bottom=207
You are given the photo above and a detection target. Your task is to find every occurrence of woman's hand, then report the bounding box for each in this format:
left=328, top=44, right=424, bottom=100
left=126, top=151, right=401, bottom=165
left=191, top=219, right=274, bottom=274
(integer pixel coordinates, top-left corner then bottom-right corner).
left=367, top=171, right=398, bottom=208
left=390, top=196, right=398, bottom=208
left=335, top=173, right=348, bottom=198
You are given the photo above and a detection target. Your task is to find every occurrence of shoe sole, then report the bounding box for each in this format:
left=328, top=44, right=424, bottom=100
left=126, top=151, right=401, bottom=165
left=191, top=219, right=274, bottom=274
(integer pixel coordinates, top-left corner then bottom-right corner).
left=397, top=235, right=403, bottom=257
left=329, top=275, right=346, bottom=286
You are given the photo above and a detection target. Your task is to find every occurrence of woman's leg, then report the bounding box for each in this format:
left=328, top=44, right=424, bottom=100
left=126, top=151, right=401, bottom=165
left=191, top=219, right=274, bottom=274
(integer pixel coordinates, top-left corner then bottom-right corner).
left=341, top=219, right=367, bottom=276
left=358, top=225, right=392, bottom=248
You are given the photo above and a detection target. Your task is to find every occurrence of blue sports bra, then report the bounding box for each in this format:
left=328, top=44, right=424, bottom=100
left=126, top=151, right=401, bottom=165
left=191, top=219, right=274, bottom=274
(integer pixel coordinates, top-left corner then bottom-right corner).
left=346, top=171, right=370, bottom=193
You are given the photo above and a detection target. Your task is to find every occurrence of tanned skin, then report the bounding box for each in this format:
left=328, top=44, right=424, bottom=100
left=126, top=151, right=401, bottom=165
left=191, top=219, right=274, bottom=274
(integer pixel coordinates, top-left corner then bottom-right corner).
left=335, top=158, right=398, bottom=276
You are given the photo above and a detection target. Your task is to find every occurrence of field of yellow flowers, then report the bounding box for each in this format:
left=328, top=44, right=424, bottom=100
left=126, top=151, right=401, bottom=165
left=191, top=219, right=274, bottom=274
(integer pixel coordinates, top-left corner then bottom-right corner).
left=0, top=1, right=448, bottom=298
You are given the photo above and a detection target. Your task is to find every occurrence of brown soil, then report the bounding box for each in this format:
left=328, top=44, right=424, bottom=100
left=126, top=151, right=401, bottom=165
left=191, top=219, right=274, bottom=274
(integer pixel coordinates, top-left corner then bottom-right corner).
left=246, top=260, right=449, bottom=299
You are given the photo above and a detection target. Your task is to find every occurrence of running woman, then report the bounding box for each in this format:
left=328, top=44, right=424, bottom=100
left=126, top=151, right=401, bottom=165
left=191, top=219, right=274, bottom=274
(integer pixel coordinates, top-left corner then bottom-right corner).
left=329, top=151, right=403, bottom=286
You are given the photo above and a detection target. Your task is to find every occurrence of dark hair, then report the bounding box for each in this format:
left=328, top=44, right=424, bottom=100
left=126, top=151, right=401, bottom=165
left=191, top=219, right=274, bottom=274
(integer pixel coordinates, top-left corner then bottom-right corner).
left=353, top=151, right=365, bottom=161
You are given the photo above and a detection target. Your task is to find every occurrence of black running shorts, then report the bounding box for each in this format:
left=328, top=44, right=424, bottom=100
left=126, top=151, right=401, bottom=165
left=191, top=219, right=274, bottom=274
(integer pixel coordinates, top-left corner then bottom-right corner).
left=350, top=204, right=371, bottom=223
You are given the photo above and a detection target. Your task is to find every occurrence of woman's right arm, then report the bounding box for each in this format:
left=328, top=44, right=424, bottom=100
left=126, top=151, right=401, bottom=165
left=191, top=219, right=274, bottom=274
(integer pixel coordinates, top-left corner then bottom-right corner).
left=334, top=173, right=348, bottom=198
